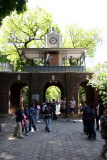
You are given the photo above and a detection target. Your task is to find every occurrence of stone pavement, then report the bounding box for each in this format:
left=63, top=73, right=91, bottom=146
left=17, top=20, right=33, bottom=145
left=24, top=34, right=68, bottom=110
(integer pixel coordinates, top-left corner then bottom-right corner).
left=0, top=116, right=106, bottom=160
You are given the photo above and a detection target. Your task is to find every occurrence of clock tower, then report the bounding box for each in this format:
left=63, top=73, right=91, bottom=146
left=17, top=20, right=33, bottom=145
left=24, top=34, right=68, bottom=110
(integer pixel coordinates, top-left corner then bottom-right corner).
left=44, top=28, right=62, bottom=48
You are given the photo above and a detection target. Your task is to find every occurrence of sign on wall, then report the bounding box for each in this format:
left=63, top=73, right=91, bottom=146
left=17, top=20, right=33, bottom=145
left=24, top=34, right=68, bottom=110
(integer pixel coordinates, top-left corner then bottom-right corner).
left=32, top=94, right=39, bottom=101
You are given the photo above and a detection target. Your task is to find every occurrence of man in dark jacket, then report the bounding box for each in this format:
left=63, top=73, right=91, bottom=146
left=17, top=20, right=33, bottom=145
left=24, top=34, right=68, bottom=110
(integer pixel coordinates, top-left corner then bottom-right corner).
left=80, top=101, right=89, bottom=134
left=52, top=99, right=57, bottom=120
left=96, top=99, right=104, bottom=130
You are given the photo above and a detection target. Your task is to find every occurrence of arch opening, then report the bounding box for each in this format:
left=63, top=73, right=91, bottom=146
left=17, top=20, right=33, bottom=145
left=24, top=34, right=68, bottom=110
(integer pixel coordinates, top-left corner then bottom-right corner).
left=20, top=86, right=29, bottom=107
left=9, top=81, right=29, bottom=113
left=45, top=85, right=61, bottom=115
left=43, top=81, right=64, bottom=102
left=43, top=81, right=64, bottom=115
left=45, top=86, right=61, bottom=102
left=78, top=86, right=86, bottom=114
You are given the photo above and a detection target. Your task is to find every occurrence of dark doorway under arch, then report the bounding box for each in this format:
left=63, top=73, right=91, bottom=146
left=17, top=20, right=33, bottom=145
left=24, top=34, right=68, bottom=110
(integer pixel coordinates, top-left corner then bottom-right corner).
left=43, top=81, right=64, bottom=103
left=9, top=81, right=29, bottom=113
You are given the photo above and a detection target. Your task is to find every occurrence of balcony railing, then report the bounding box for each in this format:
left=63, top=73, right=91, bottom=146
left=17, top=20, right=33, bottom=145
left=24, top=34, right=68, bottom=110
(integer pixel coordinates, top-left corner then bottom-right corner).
left=23, top=66, right=84, bottom=72
left=0, top=63, right=12, bottom=72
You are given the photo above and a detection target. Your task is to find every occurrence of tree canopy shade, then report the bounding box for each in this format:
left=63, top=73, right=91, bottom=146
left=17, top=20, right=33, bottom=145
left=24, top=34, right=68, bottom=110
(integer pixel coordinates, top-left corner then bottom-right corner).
left=87, top=63, right=107, bottom=104
left=63, top=24, right=102, bottom=57
left=0, top=0, right=27, bottom=25
left=0, top=7, right=61, bottom=71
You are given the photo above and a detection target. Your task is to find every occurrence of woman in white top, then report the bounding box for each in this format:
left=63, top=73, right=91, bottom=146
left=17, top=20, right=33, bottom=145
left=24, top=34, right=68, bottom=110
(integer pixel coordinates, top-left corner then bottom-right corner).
left=69, top=97, right=76, bottom=122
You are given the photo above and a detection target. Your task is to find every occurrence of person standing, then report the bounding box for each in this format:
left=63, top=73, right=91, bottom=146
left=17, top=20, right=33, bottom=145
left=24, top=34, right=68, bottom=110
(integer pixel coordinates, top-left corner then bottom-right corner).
left=80, top=101, right=90, bottom=134
left=96, top=99, right=104, bottom=130
left=69, top=97, right=76, bottom=122
left=11, top=105, right=24, bottom=138
left=42, top=102, right=47, bottom=122
left=35, top=101, right=41, bottom=122
left=28, top=103, right=39, bottom=132
left=88, top=104, right=96, bottom=140
left=60, top=97, right=66, bottom=122
left=42, top=102, right=47, bottom=113
left=44, top=106, right=51, bottom=132
left=52, top=99, right=57, bottom=120
left=22, top=105, right=29, bottom=136
left=100, top=106, right=107, bottom=159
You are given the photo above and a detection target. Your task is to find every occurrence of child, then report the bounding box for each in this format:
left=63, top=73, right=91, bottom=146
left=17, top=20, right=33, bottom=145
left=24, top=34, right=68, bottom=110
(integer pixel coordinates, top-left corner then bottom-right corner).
left=22, top=105, right=29, bottom=136
left=100, top=106, right=107, bottom=159
left=44, top=106, right=51, bottom=132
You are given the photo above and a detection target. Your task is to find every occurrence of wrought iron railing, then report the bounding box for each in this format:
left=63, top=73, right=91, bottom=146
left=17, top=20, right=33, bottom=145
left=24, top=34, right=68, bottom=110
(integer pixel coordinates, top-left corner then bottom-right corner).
left=23, top=66, right=84, bottom=72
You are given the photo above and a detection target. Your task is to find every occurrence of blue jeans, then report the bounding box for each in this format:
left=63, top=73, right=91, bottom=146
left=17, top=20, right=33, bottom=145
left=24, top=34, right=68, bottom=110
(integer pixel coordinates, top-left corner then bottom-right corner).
left=29, top=116, right=37, bottom=132
left=45, top=118, right=50, bottom=131
left=22, top=124, right=28, bottom=134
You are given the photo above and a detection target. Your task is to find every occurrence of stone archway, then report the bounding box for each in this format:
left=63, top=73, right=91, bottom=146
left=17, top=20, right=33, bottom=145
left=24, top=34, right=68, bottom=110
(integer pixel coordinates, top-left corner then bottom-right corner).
left=78, top=86, right=86, bottom=103
left=9, top=80, right=29, bottom=113
left=79, top=80, right=96, bottom=106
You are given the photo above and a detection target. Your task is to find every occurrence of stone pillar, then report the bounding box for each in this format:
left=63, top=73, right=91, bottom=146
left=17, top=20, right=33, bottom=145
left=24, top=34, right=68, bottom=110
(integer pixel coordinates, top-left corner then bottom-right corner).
left=65, top=72, right=79, bottom=116
left=0, top=73, right=8, bottom=117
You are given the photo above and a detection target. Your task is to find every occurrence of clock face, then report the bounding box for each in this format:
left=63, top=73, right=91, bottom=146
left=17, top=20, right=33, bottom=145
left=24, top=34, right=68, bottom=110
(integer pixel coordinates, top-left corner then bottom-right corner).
left=49, top=37, right=57, bottom=44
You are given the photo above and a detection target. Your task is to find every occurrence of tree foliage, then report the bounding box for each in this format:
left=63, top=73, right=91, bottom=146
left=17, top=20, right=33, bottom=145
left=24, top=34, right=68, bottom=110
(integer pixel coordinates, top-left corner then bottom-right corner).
left=78, top=86, right=86, bottom=104
left=46, top=86, right=61, bottom=101
left=20, top=86, right=29, bottom=105
left=63, top=24, right=102, bottom=57
left=0, top=0, right=27, bottom=25
left=0, top=7, right=61, bottom=71
left=87, top=63, right=107, bottom=104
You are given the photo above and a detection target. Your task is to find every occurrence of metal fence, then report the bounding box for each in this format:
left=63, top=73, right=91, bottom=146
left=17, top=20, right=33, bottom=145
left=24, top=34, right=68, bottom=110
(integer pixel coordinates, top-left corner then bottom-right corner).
left=23, top=66, right=84, bottom=72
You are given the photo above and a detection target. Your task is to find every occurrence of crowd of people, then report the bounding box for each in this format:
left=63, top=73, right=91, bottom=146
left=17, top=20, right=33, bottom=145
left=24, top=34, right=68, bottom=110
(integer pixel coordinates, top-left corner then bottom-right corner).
left=11, top=97, right=107, bottom=159
left=79, top=99, right=107, bottom=159
left=11, top=99, right=58, bottom=137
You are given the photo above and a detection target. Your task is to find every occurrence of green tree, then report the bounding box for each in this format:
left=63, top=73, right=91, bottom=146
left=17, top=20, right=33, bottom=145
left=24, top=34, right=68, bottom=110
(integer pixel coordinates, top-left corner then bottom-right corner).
left=78, top=86, right=86, bottom=104
left=0, top=0, right=27, bottom=25
left=87, top=63, right=107, bottom=104
left=0, top=7, right=61, bottom=71
left=63, top=24, right=102, bottom=57
left=20, top=86, right=29, bottom=106
left=46, top=86, right=61, bottom=101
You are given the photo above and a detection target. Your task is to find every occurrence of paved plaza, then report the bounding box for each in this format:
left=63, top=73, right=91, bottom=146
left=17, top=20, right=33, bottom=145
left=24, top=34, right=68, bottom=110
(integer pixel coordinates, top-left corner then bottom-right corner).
left=0, top=116, right=106, bottom=160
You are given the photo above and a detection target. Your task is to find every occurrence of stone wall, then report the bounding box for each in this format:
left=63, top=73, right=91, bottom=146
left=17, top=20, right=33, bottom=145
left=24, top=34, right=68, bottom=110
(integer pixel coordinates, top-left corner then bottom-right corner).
left=0, top=71, right=96, bottom=117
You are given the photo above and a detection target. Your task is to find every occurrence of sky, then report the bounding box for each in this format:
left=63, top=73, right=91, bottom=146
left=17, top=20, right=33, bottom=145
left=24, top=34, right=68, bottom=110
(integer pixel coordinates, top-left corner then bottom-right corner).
left=27, top=0, right=107, bottom=67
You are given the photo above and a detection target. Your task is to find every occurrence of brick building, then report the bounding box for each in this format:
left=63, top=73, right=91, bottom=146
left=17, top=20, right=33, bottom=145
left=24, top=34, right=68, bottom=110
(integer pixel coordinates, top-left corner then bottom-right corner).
left=0, top=29, right=97, bottom=117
